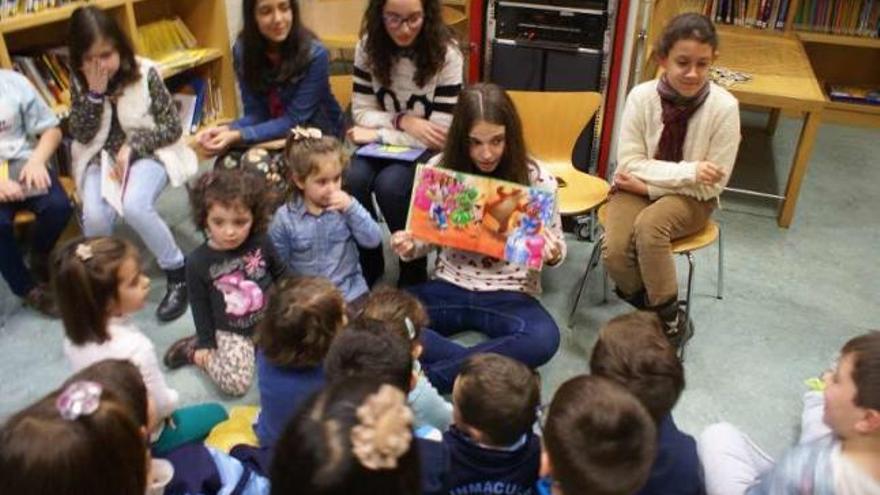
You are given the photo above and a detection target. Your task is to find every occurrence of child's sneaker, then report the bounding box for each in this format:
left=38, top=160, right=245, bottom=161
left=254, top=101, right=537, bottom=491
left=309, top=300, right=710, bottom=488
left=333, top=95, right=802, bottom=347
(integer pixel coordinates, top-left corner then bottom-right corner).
left=164, top=335, right=198, bottom=369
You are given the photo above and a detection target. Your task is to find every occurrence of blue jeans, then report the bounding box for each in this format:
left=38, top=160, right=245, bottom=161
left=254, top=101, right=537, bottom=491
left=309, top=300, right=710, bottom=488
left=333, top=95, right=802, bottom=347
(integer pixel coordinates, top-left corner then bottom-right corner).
left=345, top=155, right=426, bottom=286
left=0, top=169, right=73, bottom=296
left=408, top=280, right=561, bottom=393
left=81, top=158, right=184, bottom=270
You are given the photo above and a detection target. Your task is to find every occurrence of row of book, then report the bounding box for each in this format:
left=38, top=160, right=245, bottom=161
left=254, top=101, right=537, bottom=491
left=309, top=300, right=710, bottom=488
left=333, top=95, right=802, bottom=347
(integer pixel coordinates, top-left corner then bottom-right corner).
left=0, top=0, right=75, bottom=19
left=140, top=17, right=221, bottom=76
left=794, top=0, right=880, bottom=36
left=11, top=45, right=223, bottom=133
left=168, top=74, right=225, bottom=136
left=12, top=47, right=71, bottom=113
left=683, top=0, right=793, bottom=30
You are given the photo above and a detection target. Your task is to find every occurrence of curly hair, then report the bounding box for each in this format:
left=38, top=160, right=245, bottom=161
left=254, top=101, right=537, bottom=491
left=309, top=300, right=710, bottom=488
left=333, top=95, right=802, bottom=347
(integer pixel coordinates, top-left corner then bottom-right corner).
left=188, top=169, right=273, bottom=236
left=361, top=0, right=455, bottom=88
left=256, top=276, right=346, bottom=368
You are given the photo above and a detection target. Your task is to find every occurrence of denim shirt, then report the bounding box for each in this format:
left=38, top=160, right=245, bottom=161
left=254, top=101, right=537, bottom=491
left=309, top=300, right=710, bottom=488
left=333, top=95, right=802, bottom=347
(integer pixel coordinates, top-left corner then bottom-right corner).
left=229, top=39, right=344, bottom=142
left=268, top=196, right=381, bottom=302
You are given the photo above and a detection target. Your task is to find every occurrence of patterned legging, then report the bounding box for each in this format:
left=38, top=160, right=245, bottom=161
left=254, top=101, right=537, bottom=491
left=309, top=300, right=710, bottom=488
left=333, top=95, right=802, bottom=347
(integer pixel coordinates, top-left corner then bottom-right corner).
left=204, top=331, right=255, bottom=397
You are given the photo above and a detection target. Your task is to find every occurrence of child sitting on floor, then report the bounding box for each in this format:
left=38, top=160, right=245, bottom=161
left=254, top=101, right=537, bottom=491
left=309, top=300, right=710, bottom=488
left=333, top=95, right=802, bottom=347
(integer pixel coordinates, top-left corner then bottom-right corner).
left=445, top=353, right=542, bottom=495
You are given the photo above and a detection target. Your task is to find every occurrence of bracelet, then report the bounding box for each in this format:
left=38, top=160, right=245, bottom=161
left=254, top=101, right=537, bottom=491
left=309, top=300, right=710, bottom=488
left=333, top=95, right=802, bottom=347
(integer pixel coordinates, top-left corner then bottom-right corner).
left=87, top=90, right=105, bottom=100
left=393, top=112, right=405, bottom=131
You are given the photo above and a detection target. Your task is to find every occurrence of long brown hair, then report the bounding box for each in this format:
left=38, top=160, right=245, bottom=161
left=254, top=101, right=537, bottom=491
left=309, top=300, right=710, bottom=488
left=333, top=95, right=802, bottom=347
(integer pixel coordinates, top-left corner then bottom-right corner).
left=442, top=83, right=530, bottom=185
left=52, top=237, right=138, bottom=346
left=361, top=0, right=455, bottom=88
left=0, top=383, right=147, bottom=495
left=68, top=6, right=141, bottom=95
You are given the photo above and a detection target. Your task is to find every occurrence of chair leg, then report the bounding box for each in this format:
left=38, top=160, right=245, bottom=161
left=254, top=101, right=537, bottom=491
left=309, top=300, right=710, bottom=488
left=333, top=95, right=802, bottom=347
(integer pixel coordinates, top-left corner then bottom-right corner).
left=717, top=225, right=724, bottom=300
left=568, top=240, right=602, bottom=328
left=684, top=252, right=696, bottom=324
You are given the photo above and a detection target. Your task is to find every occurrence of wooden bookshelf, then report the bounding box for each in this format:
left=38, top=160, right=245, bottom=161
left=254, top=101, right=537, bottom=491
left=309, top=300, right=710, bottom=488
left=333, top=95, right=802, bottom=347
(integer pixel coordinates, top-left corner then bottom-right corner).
left=0, top=0, right=237, bottom=121
left=797, top=31, right=880, bottom=48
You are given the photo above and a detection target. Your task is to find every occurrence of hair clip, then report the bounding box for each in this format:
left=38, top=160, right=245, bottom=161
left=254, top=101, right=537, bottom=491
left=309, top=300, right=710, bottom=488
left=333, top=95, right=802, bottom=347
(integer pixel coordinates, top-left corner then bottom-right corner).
left=290, top=126, right=323, bottom=141
left=350, top=384, right=413, bottom=470
left=75, top=243, right=94, bottom=262
left=56, top=381, right=103, bottom=421
left=404, top=317, right=417, bottom=341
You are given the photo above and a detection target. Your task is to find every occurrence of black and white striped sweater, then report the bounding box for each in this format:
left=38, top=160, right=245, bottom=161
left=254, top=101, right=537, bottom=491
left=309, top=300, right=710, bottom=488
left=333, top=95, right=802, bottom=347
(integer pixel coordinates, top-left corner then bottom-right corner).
left=352, top=38, right=463, bottom=147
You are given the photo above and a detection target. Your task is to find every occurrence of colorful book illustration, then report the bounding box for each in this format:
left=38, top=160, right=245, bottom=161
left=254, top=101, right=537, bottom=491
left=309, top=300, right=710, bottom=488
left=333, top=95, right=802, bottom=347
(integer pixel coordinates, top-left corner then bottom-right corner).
left=355, top=143, right=426, bottom=162
left=406, top=164, right=557, bottom=269
left=100, top=151, right=131, bottom=216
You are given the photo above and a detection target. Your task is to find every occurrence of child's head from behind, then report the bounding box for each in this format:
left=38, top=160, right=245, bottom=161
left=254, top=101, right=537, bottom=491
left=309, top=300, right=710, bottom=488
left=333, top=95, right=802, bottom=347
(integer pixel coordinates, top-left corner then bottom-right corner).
left=53, top=236, right=147, bottom=346
left=284, top=129, right=348, bottom=210
left=271, top=377, right=419, bottom=495
left=589, top=311, right=685, bottom=424
left=824, top=330, right=880, bottom=439
left=543, top=375, right=657, bottom=495
left=68, top=6, right=139, bottom=93
left=324, top=318, right=414, bottom=392
left=257, top=276, right=346, bottom=368
left=655, top=13, right=718, bottom=97
left=189, top=169, right=272, bottom=250
left=0, top=380, right=147, bottom=495
left=443, top=83, right=529, bottom=185
left=453, top=353, right=540, bottom=446
left=360, top=286, right=428, bottom=355
left=64, top=359, right=151, bottom=432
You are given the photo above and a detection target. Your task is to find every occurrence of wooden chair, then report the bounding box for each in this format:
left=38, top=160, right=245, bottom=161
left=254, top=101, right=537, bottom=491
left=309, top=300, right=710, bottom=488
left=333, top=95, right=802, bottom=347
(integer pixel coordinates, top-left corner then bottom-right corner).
left=507, top=91, right=611, bottom=239
left=569, top=205, right=724, bottom=340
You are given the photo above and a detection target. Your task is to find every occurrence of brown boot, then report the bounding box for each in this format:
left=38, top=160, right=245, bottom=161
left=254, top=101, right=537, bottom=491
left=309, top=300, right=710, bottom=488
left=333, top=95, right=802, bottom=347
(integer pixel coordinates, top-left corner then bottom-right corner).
left=654, top=300, right=694, bottom=353
left=23, top=284, right=60, bottom=318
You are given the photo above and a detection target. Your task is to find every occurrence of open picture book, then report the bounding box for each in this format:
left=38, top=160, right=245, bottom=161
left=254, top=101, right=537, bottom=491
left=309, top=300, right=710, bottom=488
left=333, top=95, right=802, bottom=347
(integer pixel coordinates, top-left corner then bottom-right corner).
left=405, top=164, right=557, bottom=269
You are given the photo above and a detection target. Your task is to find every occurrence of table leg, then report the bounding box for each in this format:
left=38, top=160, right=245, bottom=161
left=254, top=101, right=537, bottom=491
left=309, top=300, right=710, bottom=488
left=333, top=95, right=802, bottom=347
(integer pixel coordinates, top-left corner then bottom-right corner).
left=779, top=111, right=822, bottom=228
left=766, top=108, right=781, bottom=136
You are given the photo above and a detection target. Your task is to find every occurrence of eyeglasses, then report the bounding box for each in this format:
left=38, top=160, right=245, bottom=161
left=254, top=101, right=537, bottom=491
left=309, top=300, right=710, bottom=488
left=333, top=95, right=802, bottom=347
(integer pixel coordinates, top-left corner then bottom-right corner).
left=382, top=11, right=424, bottom=30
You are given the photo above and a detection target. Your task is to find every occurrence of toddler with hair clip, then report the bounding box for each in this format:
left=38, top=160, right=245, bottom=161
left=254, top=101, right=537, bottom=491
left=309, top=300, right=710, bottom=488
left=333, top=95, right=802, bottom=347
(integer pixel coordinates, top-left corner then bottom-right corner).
left=269, top=127, right=381, bottom=305
left=361, top=286, right=453, bottom=431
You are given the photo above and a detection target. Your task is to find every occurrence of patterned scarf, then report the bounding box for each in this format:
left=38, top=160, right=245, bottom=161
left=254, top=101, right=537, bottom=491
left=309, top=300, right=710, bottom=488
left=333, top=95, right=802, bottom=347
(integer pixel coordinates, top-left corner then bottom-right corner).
left=655, top=75, right=711, bottom=162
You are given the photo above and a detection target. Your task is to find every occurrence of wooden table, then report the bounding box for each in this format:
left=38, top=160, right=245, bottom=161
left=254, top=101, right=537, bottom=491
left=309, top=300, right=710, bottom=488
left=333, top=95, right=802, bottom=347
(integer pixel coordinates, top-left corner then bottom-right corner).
left=715, top=30, right=827, bottom=227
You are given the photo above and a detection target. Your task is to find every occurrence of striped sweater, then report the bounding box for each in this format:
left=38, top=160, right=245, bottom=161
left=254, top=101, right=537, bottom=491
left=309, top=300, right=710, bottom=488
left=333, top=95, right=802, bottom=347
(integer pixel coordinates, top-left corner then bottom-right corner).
left=352, top=38, right=463, bottom=147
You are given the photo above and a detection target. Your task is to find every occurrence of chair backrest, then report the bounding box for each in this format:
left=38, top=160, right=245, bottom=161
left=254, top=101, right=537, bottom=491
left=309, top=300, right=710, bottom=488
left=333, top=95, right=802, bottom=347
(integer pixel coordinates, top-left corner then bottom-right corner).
left=506, top=91, right=603, bottom=168
left=329, top=74, right=353, bottom=109
left=299, top=0, right=366, bottom=49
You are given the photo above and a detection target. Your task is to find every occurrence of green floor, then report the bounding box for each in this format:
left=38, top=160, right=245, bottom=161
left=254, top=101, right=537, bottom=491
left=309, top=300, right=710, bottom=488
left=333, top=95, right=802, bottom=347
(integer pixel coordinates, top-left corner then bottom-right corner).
left=1, top=111, right=877, bottom=459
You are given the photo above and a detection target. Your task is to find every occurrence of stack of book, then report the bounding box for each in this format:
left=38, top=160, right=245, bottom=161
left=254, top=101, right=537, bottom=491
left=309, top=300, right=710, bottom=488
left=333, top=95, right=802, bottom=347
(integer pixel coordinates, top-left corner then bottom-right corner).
left=0, top=0, right=75, bottom=19
left=138, top=17, right=221, bottom=75
left=12, top=47, right=72, bottom=114
left=681, top=0, right=792, bottom=30
left=794, top=0, right=880, bottom=36
left=827, top=83, right=880, bottom=104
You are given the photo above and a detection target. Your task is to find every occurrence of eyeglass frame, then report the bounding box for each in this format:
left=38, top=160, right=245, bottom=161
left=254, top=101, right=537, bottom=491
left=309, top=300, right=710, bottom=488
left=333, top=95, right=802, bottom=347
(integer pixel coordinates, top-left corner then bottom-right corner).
left=382, top=11, right=425, bottom=30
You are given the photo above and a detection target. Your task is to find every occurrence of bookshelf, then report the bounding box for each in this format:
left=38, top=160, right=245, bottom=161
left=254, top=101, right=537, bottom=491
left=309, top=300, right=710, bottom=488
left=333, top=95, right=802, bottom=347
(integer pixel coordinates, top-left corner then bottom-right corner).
left=646, top=0, right=880, bottom=127
left=0, top=0, right=237, bottom=125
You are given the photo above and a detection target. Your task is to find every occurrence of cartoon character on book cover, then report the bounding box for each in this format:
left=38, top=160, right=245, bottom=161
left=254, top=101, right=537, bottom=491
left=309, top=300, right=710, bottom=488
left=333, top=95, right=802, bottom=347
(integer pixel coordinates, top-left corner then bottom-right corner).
left=407, top=164, right=555, bottom=268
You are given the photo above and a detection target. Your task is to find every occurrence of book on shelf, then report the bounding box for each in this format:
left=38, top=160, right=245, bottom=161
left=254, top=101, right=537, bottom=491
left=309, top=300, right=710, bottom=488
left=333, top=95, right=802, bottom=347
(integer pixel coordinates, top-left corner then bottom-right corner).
left=683, top=0, right=791, bottom=30
left=138, top=17, right=217, bottom=74
left=827, top=83, right=880, bottom=105
left=11, top=47, right=72, bottom=113
left=0, top=0, right=75, bottom=19
left=795, top=0, right=880, bottom=36
left=168, top=74, right=223, bottom=134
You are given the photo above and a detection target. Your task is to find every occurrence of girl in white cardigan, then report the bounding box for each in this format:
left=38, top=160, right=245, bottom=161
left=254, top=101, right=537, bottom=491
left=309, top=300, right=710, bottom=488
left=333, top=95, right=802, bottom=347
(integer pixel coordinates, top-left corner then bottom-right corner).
left=605, top=13, right=741, bottom=347
left=53, top=236, right=179, bottom=423
left=67, top=6, right=197, bottom=323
